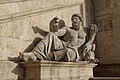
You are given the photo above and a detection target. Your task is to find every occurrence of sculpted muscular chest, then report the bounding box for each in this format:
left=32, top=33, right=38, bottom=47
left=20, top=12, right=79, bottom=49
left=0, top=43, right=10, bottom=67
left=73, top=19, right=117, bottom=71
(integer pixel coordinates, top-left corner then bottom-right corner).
left=63, top=27, right=78, bottom=43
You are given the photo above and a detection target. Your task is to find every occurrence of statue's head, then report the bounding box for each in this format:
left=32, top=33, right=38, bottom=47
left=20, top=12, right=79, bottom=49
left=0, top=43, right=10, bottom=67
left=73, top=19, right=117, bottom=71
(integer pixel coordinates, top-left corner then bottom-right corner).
left=71, top=13, right=83, bottom=30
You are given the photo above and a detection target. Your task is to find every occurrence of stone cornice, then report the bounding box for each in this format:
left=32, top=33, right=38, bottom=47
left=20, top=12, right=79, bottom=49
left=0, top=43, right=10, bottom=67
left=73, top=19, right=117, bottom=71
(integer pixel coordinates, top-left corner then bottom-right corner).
left=0, top=0, right=33, bottom=4
left=0, top=0, right=84, bottom=23
left=20, top=60, right=97, bottom=68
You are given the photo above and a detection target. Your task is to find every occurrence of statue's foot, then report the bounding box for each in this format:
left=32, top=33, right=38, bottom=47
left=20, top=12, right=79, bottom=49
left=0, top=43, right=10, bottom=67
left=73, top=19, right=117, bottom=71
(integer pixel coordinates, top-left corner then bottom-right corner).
left=19, top=52, right=27, bottom=62
left=19, top=52, right=37, bottom=62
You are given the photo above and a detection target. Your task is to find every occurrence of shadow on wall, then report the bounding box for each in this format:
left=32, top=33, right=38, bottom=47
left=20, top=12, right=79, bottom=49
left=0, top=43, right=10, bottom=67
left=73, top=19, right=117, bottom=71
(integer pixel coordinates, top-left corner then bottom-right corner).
left=24, top=26, right=49, bottom=52
left=24, top=37, right=42, bottom=52
left=58, top=19, right=65, bottom=29
left=32, top=26, right=49, bottom=37
left=12, top=64, right=25, bottom=80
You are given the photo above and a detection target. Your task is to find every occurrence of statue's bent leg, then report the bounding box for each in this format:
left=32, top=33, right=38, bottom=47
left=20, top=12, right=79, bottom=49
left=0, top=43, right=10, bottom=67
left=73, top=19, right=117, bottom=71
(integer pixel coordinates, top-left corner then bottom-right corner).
left=32, top=32, right=65, bottom=61
left=50, top=49, right=67, bottom=61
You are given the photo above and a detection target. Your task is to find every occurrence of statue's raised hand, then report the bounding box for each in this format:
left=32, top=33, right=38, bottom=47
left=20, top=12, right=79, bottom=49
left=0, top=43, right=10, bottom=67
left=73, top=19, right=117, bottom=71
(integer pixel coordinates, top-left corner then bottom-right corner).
left=89, top=24, right=98, bottom=34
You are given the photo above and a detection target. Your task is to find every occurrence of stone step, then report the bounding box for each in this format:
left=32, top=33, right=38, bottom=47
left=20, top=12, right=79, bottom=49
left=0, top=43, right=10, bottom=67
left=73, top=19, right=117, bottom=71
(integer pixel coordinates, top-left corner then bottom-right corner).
left=89, top=77, right=120, bottom=80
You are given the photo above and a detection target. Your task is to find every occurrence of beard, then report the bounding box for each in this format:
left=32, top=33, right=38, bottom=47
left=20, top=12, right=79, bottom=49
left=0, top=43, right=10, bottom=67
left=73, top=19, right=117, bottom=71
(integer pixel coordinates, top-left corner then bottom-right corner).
left=72, top=23, right=80, bottom=31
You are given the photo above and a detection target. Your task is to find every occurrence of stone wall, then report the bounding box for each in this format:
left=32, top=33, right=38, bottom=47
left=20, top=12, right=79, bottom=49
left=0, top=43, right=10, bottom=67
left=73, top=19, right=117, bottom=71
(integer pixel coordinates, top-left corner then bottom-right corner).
left=0, top=0, right=87, bottom=80
left=93, top=0, right=120, bottom=64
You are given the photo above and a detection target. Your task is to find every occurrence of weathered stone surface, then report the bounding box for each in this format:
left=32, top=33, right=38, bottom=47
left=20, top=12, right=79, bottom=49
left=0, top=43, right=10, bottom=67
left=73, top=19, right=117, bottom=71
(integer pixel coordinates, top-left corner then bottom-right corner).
left=20, top=61, right=96, bottom=80
left=0, top=36, right=32, bottom=60
left=0, top=0, right=84, bottom=22
left=93, top=0, right=120, bottom=64
left=0, top=5, right=81, bottom=40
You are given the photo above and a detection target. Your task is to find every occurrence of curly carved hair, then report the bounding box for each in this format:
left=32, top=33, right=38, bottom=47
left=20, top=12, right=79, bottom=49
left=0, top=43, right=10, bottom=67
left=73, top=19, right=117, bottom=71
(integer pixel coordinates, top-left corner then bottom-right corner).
left=71, top=13, right=83, bottom=22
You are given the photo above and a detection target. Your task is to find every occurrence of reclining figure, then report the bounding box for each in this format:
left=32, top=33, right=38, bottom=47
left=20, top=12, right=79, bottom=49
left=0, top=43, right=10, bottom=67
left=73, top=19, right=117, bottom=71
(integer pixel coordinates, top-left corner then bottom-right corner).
left=19, top=14, right=98, bottom=63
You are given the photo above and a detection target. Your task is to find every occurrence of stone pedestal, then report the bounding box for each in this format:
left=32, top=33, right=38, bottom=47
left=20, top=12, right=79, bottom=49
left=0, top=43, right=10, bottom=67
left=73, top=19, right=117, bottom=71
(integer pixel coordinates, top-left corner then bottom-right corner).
left=20, top=61, right=96, bottom=80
